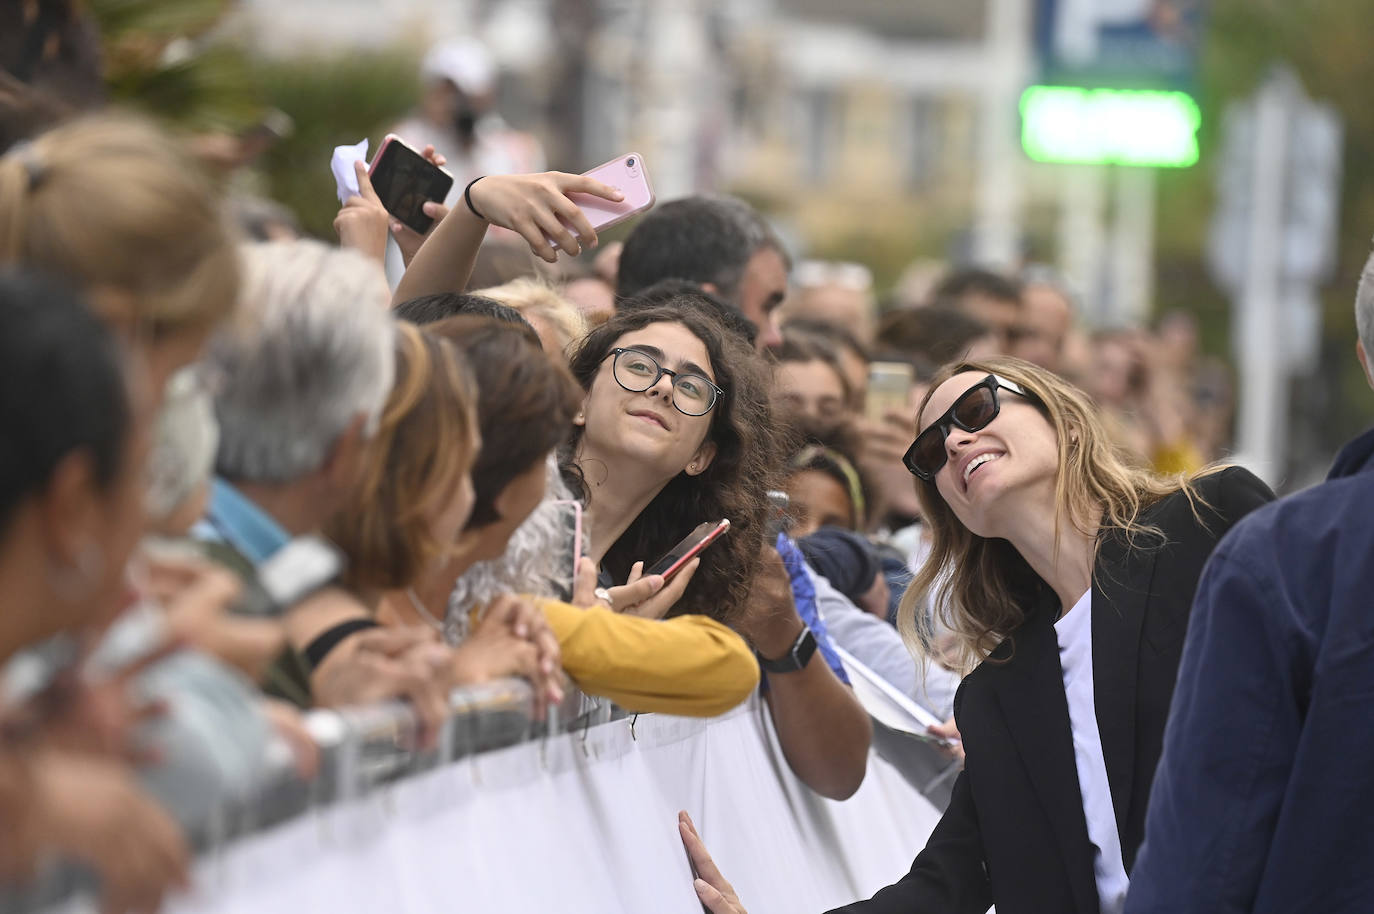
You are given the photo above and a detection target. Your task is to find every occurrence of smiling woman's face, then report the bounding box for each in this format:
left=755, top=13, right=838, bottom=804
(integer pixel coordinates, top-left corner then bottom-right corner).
left=917, top=370, right=1060, bottom=538
left=578, top=321, right=719, bottom=480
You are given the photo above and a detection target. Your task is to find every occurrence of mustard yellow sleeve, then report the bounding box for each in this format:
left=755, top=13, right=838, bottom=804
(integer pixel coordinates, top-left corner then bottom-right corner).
left=536, top=600, right=760, bottom=717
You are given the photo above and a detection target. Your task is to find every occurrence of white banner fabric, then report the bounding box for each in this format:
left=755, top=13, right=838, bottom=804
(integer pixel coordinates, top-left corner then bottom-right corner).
left=141, top=697, right=942, bottom=914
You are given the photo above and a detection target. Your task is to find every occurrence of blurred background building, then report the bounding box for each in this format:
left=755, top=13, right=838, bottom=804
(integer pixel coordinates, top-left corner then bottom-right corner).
left=14, top=0, right=1374, bottom=489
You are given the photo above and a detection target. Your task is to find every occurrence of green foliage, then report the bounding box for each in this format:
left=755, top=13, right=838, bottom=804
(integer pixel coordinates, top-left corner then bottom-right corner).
left=256, top=51, right=421, bottom=240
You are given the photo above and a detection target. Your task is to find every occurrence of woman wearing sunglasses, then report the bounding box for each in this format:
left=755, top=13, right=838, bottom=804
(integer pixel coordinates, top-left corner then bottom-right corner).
left=683, top=356, right=1274, bottom=914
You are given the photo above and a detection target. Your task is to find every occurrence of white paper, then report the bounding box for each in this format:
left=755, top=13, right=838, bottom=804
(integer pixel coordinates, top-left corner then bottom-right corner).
left=834, top=644, right=949, bottom=740
left=330, top=138, right=369, bottom=204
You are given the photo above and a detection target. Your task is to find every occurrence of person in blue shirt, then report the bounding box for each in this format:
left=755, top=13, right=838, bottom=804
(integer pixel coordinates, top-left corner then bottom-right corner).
left=1126, top=251, right=1374, bottom=914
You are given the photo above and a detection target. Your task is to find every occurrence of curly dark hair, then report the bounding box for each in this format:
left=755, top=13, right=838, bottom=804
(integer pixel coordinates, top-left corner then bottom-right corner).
left=561, top=297, right=783, bottom=624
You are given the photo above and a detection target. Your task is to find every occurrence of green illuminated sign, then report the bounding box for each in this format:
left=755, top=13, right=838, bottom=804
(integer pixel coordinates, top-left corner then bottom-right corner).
left=1020, top=86, right=1201, bottom=168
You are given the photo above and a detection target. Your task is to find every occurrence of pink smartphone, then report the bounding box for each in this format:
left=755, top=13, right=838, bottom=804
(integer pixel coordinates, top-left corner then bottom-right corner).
left=552, top=153, right=655, bottom=249
left=646, top=519, right=730, bottom=581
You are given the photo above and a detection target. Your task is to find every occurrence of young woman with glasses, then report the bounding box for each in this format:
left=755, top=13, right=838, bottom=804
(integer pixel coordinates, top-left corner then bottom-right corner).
left=683, top=356, right=1275, bottom=914
left=566, top=299, right=873, bottom=801
left=563, top=301, right=777, bottom=624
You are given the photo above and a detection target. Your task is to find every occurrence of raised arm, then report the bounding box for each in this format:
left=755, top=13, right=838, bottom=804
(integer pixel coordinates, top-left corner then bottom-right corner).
left=737, top=547, right=872, bottom=800
left=538, top=598, right=760, bottom=717
left=390, top=172, right=624, bottom=307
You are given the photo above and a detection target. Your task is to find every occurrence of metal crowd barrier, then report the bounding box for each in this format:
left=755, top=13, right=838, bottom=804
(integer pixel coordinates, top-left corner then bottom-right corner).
left=3, top=677, right=588, bottom=914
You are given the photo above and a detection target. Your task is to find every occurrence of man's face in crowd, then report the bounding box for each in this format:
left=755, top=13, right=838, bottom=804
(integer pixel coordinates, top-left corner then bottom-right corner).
left=958, top=292, right=1022, bottom=355
left=734, top=246, right=788, bottom=352
left=1011, top=284, right=1073, bottom=374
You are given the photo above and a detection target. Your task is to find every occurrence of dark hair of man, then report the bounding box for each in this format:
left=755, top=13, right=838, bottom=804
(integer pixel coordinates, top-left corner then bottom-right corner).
left=783, top=317, right=871, bottom=363
left=562, top=299, right=783, bottom=624
left=615, top=195, right=788, bottom=305
left=618, top=278, right=758, bottom=348
left=394, top=292, right=535, bottom=341
left=0, top=270, right=129, bottom=536
left=930, top=267, right=1023, bottom=310
left=876, top=306, right=992, bottom=368
left=426, top=315, right=579, bottom=528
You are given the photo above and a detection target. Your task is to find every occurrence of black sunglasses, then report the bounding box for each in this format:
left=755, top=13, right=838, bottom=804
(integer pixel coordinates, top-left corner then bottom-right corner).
left=903, top=374, right=1035, bottom=480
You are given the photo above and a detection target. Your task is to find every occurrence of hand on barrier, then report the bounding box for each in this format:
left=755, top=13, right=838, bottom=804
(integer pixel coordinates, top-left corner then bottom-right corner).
left=678, top=811, right=748, bottom=914
left=466, top=171, right=623, bottom=263
left=34, top=637, right=181, bottom=764
left=455, top=595, right=564, bottom=717
left=333, top=160, right=392, bottom=264
left=33, top=751, right=189, bottom=914
left=311, top=626, right=450, bottom=749
left=261, top=698, right=321, bottom=780
left=390, top=144, right=451, bottom=267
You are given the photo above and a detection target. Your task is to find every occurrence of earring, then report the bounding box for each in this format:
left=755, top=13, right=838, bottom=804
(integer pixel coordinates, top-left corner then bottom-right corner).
left=689, top=463, right=698, bottom=472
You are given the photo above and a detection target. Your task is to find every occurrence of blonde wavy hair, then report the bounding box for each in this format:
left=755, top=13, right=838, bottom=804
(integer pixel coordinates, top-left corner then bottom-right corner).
left=326, top=323, right=478, bottom=593
left=476, top=277, right=587, bottom=356
left=0, top=113, right=239, bottom=334
left=897, top=356, right=1213, bottom=674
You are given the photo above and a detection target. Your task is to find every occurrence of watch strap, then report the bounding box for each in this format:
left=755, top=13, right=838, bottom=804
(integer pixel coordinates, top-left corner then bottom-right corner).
left=758, top=626, right=817, bottom=674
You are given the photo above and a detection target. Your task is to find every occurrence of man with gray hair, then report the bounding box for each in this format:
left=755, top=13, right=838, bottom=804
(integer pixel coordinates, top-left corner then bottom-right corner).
left=193, top=240, right=447, bottom=723
left=616, top=195, right=790, bottom=351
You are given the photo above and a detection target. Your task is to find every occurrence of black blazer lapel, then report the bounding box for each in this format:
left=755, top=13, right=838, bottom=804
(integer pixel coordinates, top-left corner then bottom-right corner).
left=993, top=602, right=1101, bottom=914
left=1091, top=532, right=1157, bottom=867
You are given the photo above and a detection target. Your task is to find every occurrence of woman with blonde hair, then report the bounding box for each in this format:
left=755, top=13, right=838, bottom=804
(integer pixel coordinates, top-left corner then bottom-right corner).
left=0, top=114, right=240, bottom=397
left=683, top=356, right=1274, bottom=914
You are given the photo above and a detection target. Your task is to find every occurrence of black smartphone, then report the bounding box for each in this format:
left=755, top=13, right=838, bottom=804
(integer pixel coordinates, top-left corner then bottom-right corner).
left=367, top=134, right=454, bottom=234
left=646, top=519, right=730, bottom=581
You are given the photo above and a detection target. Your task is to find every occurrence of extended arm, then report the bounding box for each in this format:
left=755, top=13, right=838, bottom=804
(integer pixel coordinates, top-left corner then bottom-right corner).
left=739, top=548, right=871, bottom=801
left=539, top=600, right=759, bottom=717
left=390, top=172, right=624, bottom=308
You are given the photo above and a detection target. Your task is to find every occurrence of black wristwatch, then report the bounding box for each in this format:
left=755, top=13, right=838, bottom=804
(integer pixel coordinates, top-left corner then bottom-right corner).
left=758, top=626, right=818, bottom=674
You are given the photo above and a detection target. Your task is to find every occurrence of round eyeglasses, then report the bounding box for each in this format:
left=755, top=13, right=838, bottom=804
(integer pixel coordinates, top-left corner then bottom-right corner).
left=606, top=347, right=724, bottom=417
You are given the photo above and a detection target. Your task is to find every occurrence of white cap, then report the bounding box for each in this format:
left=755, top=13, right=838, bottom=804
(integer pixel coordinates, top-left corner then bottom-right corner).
left=420, top=38, right=496, bottom=96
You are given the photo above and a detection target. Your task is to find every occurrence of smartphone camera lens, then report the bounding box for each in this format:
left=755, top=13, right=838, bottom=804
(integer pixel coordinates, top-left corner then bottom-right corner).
left=626, top=157, right=636, bottom=168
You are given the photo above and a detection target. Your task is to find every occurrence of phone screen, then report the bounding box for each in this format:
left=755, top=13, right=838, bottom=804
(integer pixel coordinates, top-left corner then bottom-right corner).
left=646, top=519, right=730, bottom=580
left=866, top=361, right=915, bottom=423
left=369, top=139, right=454, bottom=234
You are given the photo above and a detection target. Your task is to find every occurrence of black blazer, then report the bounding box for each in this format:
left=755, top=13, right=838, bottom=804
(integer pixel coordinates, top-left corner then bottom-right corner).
left=830, top=467, right=1273, bottom=914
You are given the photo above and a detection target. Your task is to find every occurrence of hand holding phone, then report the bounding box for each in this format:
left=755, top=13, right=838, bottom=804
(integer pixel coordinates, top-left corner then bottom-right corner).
left=647, top=519, right=731, bottom=581
left=368, top=135, right=454, bottom=234
left=550, top=153, right=655, bottom=249
left=463, top=157, right=650, bottom=263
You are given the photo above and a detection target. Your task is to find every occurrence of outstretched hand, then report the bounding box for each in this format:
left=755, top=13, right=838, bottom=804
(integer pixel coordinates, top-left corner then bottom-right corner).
left=679, top=811, right=748, bottom=914
left=467, top=172, right=624, bottom=263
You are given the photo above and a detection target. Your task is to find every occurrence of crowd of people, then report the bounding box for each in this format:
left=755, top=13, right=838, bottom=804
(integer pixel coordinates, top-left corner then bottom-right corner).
left=3, top=40, right=1374, bottom=914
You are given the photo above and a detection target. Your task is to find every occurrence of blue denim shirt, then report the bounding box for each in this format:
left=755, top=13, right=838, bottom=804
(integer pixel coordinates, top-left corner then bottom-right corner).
left=1126, top=464, right=1374, bottom=914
